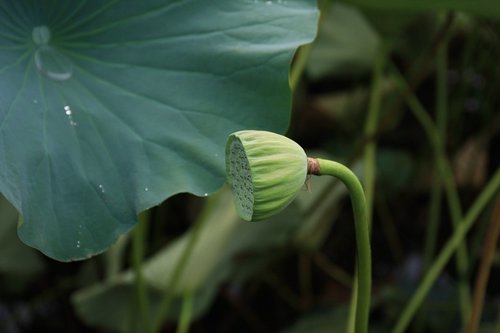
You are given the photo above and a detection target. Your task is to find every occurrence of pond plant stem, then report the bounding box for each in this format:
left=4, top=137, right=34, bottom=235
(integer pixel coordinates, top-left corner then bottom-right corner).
left=308, top=158, right=371, bottom=333
left=289, top=0, right=331, bottom=92
left=423, top=26, right=449, bottom=271
left=391, top=168, right=500, bottom=333
left=466, top=198, right=500, bottom=333
left=151, top=198, right=213, bottom=333
left=392, top=64, right=471, bottom=324
left=418, top=30, right=449, bottom=332
left=176, top=291, right=194, bottom=333
left=346, top=43, right=385, bottom=333
left=363, top=43, right=386, bottom=227
left=132, top=212, right=152, bottom=333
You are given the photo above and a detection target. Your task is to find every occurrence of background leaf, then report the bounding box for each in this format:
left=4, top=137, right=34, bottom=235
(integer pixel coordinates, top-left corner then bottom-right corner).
left=72, top=186, right=306, bottom=331
left=340, top=0, right=500, bottom=20
left=0, top=194, right=44, bottom=293
left=307, top=3, right=380, bottom=79
left=0, top=0, right=319, bottom=260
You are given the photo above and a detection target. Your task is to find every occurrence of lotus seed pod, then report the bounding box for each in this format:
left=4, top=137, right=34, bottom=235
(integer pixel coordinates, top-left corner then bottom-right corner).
left=225, top=130, right=308, bottom=221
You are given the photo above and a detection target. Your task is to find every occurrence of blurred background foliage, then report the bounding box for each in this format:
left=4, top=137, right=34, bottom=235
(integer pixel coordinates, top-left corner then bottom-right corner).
left=1, top=1, right=500, bottom=332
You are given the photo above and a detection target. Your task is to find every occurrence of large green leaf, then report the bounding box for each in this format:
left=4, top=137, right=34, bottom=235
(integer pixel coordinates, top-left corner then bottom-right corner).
left=0, top=1, right=319, bottom=261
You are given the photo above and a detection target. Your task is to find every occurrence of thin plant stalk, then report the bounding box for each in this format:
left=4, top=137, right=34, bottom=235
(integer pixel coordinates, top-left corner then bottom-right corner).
left=466, top=198, right=500, bottom=333
left=391, top=168, right=500, bottom=333
left=363, top=43, right=386, bottom=226
left=423, top=181, right=443, bottom=269
left=423, top=30, right=448, bottom=270
left=151, top=197, right=214, bottom=333
left=309, top=158, right=371, bottom=333
left=417, top=33, right=448, bottom=332
left=347, top=44, right=385, bottom=333
left=496, top=306, right=500, bottom=333
left=391, top=65, right=471, bottom=322
left=289, top=0, right=330, bottom=92
left=132, top=211, right=152, bottom=333
left=106, top=234, right=129, bottom=280
left=346, top=275, right=358, bottom=333
left=176, top=291, right=194, bottom=333
left=289, top=42, right=312, bottom=91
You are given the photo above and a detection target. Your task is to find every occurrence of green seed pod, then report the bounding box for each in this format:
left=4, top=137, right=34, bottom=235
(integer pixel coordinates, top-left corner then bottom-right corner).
left=225, top=130, right=308, bottom=221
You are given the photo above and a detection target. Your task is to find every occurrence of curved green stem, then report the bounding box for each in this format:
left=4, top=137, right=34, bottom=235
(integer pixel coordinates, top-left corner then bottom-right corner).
left=346, top=43, right=385, bottom=333
left=309, top=158, right=371, bottom=333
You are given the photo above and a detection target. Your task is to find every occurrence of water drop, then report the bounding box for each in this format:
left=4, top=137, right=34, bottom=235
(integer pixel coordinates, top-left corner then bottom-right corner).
left=33, top=99, right=38, bottom=104
left=76, top=240, right=81, bottom=248
left=64, top=105, right=77, bottom=126
left=32, top=26, right=51, bottom=46
left=34, top=45, right=73, bottom=81
left=98, top=184, right=105, bottom=193
left=144, top=187, right=149, bottom=192
left=204, top=193, right=208, bottom=197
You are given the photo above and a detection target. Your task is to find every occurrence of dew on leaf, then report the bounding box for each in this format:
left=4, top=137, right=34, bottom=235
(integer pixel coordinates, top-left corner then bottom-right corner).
left=63, top=105, right=77, bottom=126
left=32, top=26, right=51, bottom=45
left=34, top=45, right=73, bottom=81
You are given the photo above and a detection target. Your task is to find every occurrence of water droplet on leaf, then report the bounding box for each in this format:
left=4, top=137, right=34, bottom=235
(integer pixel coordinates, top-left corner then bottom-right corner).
left=34, top=45, right=73, bottom=81
left=63, top=105, right=77, bottom=126
left=32, top=26, right=51, bottom=45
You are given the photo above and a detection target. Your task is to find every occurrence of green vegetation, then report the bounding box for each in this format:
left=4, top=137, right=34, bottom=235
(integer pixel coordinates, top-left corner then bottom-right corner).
left=1, top=1, right=499, bottom=332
